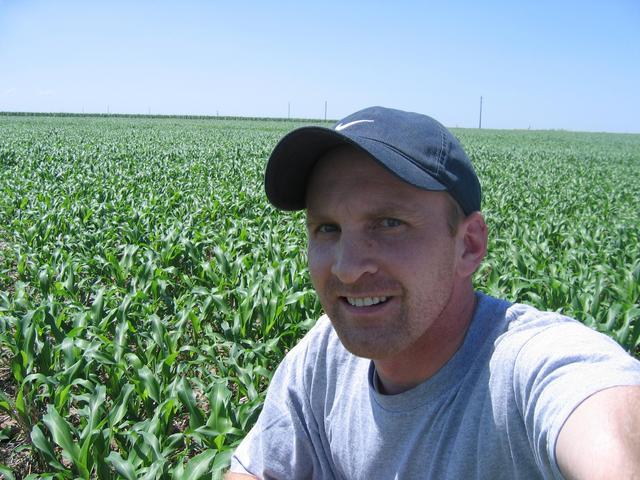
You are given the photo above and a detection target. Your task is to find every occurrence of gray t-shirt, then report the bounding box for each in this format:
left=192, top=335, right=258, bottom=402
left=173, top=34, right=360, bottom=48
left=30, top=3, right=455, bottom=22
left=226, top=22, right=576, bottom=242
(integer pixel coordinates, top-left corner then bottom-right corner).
left=230, top=293, right=640, bottom=479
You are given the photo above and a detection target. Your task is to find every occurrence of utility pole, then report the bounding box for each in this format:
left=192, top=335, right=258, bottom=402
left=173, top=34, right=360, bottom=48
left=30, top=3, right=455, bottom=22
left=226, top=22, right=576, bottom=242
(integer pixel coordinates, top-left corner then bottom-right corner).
left=478, top=96, right=483, bottom=129
left=288, top=102, right=290, bottom=119
left=324, top=101, right=327, bottom=121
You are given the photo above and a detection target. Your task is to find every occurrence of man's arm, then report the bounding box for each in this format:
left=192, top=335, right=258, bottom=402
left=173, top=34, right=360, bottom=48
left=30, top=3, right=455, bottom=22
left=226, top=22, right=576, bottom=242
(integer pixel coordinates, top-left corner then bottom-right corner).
left=556, top=385, right=640, bottom=479
left=224, top=473, right=257, bottom=480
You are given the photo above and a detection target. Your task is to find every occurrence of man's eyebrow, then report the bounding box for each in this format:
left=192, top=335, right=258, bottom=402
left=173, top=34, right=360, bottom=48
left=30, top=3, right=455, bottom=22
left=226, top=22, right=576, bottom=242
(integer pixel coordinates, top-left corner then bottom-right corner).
left=306, top=202, right=424, bottom=222
left=305, top=210, right=328, bottom=226
left=368, top=202, right=422, bottom=216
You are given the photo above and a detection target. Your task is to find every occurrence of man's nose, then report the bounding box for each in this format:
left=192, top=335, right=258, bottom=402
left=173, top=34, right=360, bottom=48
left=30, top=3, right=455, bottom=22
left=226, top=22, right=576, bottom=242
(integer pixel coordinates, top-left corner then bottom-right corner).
left=330, top=234, right=378, bottom=284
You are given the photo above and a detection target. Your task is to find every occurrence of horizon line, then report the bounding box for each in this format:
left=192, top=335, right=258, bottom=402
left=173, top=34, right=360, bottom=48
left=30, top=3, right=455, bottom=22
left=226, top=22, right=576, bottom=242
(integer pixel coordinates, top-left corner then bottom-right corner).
left=1, top=111, right=638, bottom=135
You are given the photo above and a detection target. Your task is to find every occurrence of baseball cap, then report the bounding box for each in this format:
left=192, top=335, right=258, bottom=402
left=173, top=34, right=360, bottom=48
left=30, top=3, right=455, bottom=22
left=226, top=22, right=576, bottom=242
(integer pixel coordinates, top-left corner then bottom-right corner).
left=264, top=106, right=481, bottom=215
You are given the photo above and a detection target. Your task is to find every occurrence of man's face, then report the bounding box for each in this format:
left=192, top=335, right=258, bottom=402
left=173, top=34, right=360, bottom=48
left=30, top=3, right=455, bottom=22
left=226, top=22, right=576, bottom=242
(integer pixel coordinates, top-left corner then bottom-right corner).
left=306, top=146, right=463, bottom=360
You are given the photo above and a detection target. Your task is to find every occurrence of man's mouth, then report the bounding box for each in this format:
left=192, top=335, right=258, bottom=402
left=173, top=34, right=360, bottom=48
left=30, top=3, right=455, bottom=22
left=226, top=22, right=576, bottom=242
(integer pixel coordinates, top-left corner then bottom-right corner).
left=345, top=296, right=389, bottom=307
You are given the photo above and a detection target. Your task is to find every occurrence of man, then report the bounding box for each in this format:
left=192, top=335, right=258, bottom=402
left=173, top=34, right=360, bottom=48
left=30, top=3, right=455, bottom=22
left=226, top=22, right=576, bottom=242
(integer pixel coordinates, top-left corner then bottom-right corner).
left=227, top=107, right=640, bottom=479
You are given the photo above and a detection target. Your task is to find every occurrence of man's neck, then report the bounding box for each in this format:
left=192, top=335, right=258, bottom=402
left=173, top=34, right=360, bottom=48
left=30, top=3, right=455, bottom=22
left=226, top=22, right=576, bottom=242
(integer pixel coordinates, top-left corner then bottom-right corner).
left=374, top=288, right=478, bottom=395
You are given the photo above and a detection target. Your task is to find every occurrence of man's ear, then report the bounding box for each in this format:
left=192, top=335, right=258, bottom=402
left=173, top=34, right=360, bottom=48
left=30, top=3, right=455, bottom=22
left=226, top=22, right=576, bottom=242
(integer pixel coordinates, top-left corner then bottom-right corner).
left=456, top=212, right=488, bottom=277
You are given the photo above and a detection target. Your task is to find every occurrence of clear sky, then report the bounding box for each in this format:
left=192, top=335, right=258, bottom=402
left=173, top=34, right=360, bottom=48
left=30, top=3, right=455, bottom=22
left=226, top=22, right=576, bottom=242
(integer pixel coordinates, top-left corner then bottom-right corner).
left=1, top=0, right=638, bottom=132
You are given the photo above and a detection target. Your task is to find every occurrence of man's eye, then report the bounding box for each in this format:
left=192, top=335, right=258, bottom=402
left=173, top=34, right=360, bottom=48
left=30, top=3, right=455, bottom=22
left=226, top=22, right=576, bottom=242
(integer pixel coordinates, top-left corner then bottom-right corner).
left=380, top=218, right=403, bottom=228
left=317, top=224, right=339, bottom=234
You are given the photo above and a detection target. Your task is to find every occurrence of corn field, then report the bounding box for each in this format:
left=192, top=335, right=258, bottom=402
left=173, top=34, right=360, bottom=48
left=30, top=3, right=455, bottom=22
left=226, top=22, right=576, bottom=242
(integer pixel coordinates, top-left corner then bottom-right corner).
left=0, top=115, right=638, bottom=479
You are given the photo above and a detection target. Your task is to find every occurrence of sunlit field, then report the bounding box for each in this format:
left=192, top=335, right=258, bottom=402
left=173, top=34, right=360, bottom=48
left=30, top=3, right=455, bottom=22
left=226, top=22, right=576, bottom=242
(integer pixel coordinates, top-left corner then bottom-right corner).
left=1, top=115, right=638, bottom=478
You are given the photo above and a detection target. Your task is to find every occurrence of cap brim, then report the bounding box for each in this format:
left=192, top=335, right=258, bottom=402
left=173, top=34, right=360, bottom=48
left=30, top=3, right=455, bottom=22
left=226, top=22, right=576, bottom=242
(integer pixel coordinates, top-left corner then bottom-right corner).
left=265, top=126, right=447, bottom=210
left=265, top=127, right=346, bottom=210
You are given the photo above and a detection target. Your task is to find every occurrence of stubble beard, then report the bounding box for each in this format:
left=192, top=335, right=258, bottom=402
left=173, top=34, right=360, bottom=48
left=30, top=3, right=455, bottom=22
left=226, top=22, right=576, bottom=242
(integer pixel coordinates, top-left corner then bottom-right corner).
left=328, top=296, right=412, bottom=359
left=321, top=264, right=457, bottom=361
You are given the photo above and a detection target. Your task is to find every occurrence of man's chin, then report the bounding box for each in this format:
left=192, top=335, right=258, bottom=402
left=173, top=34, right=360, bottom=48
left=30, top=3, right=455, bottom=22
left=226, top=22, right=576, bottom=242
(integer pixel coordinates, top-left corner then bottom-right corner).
left=332, top=326, right=407, bottom=360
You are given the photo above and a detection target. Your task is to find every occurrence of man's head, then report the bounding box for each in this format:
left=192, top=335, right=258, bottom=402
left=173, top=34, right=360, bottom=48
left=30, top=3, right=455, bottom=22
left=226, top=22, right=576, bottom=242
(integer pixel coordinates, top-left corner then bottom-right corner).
left=265, top=106, right=481, bottom=216
left=264, top=107, right=487, bottom=360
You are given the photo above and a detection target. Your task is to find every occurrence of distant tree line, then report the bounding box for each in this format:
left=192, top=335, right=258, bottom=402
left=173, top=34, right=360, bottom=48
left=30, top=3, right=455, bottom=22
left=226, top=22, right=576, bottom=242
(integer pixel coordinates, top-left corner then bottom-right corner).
left=0, top=111, right=334, bottom=123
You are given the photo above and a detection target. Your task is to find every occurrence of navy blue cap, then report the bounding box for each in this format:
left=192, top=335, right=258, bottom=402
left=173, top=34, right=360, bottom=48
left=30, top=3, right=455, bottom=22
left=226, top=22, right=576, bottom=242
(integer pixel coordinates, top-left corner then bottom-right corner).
left=265, top=106, right=481, bottom=215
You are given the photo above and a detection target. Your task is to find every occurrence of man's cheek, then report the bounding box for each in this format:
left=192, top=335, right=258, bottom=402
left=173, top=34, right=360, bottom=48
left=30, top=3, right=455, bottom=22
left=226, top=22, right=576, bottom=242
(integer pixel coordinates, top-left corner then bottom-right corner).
left=307, top=247, right=327, bottom=281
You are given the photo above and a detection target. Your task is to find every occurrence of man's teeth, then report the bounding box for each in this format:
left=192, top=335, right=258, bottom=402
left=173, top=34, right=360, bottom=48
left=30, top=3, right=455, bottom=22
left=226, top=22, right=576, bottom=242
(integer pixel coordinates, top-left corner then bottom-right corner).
left=346, top=296, right=388, bottom=307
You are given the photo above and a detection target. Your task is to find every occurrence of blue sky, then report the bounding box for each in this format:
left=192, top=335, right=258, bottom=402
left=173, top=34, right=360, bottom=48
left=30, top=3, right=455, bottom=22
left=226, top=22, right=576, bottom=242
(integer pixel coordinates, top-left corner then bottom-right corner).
left=1, top=0, right=638, bottom=132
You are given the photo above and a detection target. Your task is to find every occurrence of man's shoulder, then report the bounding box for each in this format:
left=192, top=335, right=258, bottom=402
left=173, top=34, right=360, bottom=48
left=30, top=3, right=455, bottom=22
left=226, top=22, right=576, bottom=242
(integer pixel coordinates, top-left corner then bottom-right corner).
left=473, top=293, right=636, bottom=370
left=475, top=292, right=590, bottom=343
left=477, top=292, right=577, bottom=332
left=491, top=297, right=640, bottom=376
left=501, top=300, right=618, bottom=348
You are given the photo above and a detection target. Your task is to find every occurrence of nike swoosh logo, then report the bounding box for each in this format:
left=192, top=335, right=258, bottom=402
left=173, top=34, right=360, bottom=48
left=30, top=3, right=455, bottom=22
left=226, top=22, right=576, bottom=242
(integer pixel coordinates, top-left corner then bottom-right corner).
left=335, top=119, right=374, bottom=131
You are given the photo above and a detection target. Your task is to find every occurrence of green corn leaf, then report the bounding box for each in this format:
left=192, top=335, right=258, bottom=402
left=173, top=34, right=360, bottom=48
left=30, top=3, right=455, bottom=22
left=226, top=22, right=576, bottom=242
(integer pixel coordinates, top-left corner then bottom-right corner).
left=0, top=391, right=13, bottom=413
left=109, top=382, right=135, bottom=427
left=14, top=387, right=25, bottom=418
left=11, top=352, right=25, bottom=383
left=30, top=424, right=67, bottom=471
left=54, top=384, right=73, bottom=411
left=163, top=352, right=179, bottom=367
left=78, top=384, right=106, bottom=469
left=105, top=451, right=137, bottom=480
left=0, top=465, right=16, bottom=480
left=177, top=377, right=205, bottom=430
left=137, top=366, right=161, bottom=403
left=140, top=430, right=164, bottom=462
left=209, top=381, right=232, bottom=419
left=211, top=450, right=234, bottom=479
left=42, top=404, right=89, bottom=477
left=140, top=462, right=165, bottom=480
left=114, top=318, right=129, bottom=364
left=181, top=449, right=217, bottom=480
left=90, top=288, right=105, bottom=323
left=150, top=313, right=166, bottom=348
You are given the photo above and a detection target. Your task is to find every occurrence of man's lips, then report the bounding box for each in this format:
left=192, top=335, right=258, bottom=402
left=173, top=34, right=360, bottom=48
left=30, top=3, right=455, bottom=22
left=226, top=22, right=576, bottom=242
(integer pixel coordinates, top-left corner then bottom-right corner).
left=338, top=295, right=395, bottom=309
left=343, top=296, right=389, bottom=307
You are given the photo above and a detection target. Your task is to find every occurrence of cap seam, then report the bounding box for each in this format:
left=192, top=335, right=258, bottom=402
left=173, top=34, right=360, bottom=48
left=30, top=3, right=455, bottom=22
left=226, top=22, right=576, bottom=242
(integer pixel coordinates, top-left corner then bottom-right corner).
left=436, top=124, right=447, bottom=176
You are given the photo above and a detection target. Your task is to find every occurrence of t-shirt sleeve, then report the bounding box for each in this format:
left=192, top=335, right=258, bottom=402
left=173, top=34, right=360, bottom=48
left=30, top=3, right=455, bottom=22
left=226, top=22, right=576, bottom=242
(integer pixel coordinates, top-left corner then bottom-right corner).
left=229, top=325, right=333, bottom=479
left=510, top=318, right=640, bottom=479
